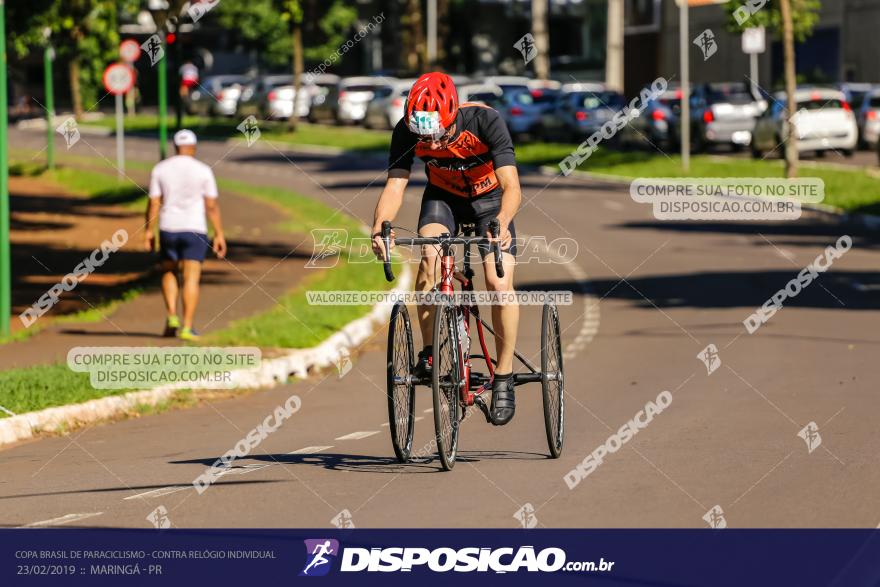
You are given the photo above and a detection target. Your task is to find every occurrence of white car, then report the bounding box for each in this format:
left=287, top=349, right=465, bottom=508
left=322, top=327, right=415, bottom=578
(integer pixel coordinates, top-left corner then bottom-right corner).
left=752, top=88, right=857, bottom=158
left=560, top=82, right=607, bottom=94
left=267, top=74, right=340, bottom=119
left=479, top=76, right=531, bottom=93
left=457, top=83, right=503, bottom=105
left=364, top=78, right=416, bottom=129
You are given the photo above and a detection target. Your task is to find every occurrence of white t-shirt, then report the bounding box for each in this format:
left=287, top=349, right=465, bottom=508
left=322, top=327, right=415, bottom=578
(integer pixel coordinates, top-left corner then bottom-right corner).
left=148, top=155, right=218, bottom=233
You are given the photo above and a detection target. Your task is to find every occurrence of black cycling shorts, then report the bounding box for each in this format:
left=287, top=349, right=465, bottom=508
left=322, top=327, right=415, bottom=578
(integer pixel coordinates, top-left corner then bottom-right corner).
left=417, top=190, right=518, bottom=257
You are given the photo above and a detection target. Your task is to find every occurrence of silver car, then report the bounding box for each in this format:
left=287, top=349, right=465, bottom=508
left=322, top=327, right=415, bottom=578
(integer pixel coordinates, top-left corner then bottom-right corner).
left=236, top=75, right=293, bottom=120
left=855, top=88, right=880, bottom=149
left=690, top=82, right=765, bottom=151
left=364, top=78, right=416, bottom=129
left=184, top=75, right=251, bottom=117
left=752, top=88, right=857, bottom=158
left=310, top=77, right=394, bottom=125
left=267, top=74, right=341, bottom=120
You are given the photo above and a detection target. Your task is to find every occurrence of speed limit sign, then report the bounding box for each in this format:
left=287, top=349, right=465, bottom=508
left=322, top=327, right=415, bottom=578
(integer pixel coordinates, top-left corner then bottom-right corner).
left=119, top=39, right=141, bottom=63
left=103, top=62, right=135, bottom=95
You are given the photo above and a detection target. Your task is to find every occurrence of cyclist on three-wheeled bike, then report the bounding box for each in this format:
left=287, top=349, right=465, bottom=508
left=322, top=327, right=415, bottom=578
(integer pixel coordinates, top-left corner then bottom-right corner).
left=371, top=71, right=522, bottom=425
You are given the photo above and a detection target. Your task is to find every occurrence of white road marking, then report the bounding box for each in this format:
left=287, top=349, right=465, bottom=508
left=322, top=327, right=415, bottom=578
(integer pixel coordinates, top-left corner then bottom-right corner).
left=124, top=486, right=187, bottom=500
left=25, top=512, right=103, bottom=527
left=220, top=464, right=271, bottom=476
left=414, top=416, right=424, bottom=422
left=423, top=408, right=433, bottom=413
left=335, top=430, right=380, bottom=441
left=287, top=445, right=334, bottom=455
left=381, top=422, right=390, bottom=427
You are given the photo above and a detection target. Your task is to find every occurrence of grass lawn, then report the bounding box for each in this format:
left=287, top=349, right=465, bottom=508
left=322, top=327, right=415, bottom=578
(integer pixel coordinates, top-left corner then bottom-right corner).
left=517, top=144, right=880, bottom=215
left=85, top=114, right=880, bottom=213
left=88, top=114, right=391, bottom=152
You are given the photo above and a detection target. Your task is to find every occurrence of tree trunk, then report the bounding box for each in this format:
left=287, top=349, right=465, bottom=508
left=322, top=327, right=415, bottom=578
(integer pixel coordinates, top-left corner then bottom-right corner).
left=531, top=0, right=550, bottom=80
left=406, top=0, right=425, bottom=72
left=780, top=0, right=798, bottom=178
left=290, top=17, right=304, bottom=132
left=605, top=0, right=624, bottom=93
left=68, top=56, right=83, bottom=121
left=437, top=0, right=449, bottom=66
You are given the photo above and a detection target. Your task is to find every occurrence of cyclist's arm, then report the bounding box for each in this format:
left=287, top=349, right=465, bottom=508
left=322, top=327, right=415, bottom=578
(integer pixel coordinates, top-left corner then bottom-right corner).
left=480, top=107, right=520, bottom=239
left=372, top=169, right=410, bottom=233
left=495, top=165, right=522, bottom=229
left=372, top=120, right=416, bottom=253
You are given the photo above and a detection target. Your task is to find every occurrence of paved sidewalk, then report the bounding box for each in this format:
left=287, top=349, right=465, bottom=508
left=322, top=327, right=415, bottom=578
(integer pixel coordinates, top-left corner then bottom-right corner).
left=3, top=168, right=311, bottom=370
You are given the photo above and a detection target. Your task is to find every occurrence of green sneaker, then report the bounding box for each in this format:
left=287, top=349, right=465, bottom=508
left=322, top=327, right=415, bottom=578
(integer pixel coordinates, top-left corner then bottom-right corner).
left=178, top=326, right=200, bottom=341
left=163, top=315, right=180, bottom=337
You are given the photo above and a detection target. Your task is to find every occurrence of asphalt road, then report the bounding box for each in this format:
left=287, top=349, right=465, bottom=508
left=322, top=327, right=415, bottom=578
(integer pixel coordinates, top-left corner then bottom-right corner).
left=2, top=127, right=879, bottom=529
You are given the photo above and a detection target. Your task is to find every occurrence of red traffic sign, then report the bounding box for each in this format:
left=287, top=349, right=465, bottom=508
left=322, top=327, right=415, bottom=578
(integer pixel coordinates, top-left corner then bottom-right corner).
left=103, top=63, right=135, bottom=95
left=119, top=39, right=141, bottom=63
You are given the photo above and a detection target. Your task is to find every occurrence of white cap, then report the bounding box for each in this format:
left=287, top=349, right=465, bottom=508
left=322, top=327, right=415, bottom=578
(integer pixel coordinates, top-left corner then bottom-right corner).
left=173, top=129, right=197, bottom=146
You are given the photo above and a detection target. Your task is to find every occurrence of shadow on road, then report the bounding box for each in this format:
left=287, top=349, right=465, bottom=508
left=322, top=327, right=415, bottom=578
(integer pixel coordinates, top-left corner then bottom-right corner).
left=521, top=269, right=878, bottom=311
left=171, top=449, right=549, bottom=475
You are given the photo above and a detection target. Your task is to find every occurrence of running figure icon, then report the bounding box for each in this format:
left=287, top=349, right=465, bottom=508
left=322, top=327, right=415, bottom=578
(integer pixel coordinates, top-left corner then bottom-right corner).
left=300, top=539, right=339, bottom=576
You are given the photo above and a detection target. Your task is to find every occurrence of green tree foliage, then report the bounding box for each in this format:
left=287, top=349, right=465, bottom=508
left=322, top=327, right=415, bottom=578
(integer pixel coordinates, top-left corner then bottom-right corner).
left=7, top=0, right=140, bottom=118
left=723, top=0, right=821, bottom=42
left=212, top=0, right=356, bottom=68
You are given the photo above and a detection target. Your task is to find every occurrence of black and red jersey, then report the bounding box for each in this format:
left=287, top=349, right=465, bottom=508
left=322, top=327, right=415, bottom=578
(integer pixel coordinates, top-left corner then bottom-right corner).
left=388, top=103, right=517, bottom=198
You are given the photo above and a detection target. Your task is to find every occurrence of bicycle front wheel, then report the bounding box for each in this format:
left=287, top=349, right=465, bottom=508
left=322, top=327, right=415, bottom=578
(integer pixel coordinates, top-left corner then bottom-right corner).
left=541, top=303, right=565, bottom=458
left=387, top=302, right=415, bottom=462
left=432, top=301, right=461, bottom=471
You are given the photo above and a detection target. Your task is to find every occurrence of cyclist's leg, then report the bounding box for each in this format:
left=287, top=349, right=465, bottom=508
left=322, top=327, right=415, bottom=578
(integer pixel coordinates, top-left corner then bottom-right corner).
left=481, top=247, right=518, bottom=374
left=475, top=204, right=519, bottom=374
left=480, top=221, right=518, bottom=425
left=416, top=194, right=457, bottom=348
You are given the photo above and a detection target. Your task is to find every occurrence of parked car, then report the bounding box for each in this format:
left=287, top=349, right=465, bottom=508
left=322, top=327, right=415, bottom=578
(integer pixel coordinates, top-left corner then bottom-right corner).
left=236, top=75, right=293, bottom=119
left=855, top=87, right=880, bottom=149
left=457, top=83, right=503, bottom=105
left=539, top=89, right=625, bottom=142
left=310, top=77, right=394, bottom=124
left=560, top=82, right=607, bottom=94
left=364, top=78, right=416, bottom=129
left=184, top=75, right=251, bottom=117
left=690, top=82, right=765, bottom=151
left=837, top=82, right=874, bottom=114
left=479, top=76, right=531, bottom=93
left=492, top=87, right=544, bottom=139
left=752, top=87, right=857, bottom=158
left=618, top=86, right=680, bottom=150
left=266, top=74, right=340, bottom=120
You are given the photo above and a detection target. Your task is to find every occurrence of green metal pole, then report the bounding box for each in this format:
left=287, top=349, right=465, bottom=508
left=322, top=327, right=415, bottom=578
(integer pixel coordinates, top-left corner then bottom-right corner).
left=44, top=44, right=54, bottom=170
left=0, top=0, right=10, bottom=337
left=157, top=36, right=168, bottom=159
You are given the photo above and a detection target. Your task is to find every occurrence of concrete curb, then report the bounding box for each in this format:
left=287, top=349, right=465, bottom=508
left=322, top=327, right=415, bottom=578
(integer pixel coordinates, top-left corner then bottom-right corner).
left=0, top=267, right=412, bottom=447
left=538, top=165, right=880, bottom=229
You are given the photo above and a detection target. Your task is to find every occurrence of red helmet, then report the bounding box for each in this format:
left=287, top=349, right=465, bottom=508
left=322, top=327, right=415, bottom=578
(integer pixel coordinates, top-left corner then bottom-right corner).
left=405, top=72, right=459, bottom=139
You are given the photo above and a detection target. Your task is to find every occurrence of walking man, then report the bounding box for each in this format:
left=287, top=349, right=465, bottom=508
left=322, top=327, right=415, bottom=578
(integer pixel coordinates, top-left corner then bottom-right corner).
left=144, top=129, right=227, bottom=340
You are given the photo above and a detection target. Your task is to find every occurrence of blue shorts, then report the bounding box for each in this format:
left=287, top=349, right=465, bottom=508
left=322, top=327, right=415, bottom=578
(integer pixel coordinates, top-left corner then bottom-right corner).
left=159, top=231, right=210, bottom=262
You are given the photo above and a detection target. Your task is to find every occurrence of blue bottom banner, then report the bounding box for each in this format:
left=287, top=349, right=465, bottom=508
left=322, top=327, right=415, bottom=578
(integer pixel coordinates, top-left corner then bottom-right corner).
left=3, top=529, right=879, bottom=586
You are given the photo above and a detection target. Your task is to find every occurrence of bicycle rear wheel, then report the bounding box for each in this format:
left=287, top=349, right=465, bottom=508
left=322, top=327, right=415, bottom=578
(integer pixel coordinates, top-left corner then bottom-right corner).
left=387, top=302, right=415, bottom=462
left=541, top=303, right=565, bottom=458
left=432, top=301, right=461, bottom=471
